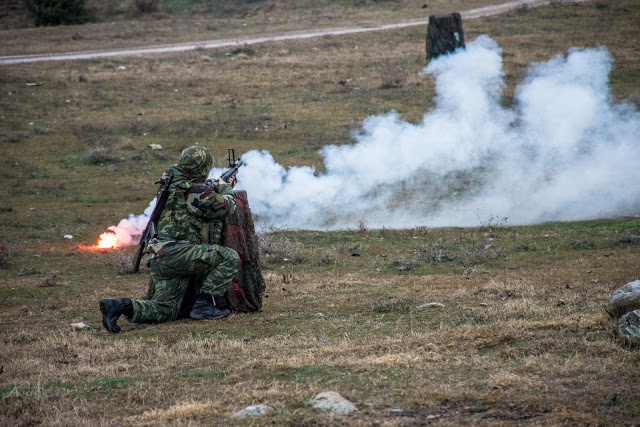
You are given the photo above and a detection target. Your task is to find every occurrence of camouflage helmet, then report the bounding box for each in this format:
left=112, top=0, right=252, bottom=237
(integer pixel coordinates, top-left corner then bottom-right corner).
left=178, top=146, right=214, bottom=178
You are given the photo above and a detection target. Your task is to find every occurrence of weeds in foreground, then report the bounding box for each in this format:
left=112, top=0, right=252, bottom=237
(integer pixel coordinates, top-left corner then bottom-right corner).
left=258, top=233, right=306, bottom=265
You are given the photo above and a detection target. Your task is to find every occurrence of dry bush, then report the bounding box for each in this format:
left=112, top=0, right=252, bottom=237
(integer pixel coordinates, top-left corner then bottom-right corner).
left=41, top=274, right=57, bottom=287
left=318, top=247, right=336, bottom=265
left=257, top=233, right=306, bottom=265
left=393, top=255, right=416, bottom=271
left=134, top=0, right=158, bottom=14
left=87, top=145, right=113, bottom=164
left=428, top=238, right=454, bottom=263
left=229, top=44, right=255, bottom=57
left=571, top=233, right=596, bottom=250
left=461, top=235, right=504, bottom=266
left=619, top=229, right=640, bottom=245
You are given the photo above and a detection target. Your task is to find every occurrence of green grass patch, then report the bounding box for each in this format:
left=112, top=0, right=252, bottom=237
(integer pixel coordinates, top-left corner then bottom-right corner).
left=176, top=370, right=227, bottom=379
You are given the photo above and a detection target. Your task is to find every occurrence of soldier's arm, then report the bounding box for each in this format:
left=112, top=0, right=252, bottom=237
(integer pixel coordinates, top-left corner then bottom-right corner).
left=186, top=183, right=237, bottom=220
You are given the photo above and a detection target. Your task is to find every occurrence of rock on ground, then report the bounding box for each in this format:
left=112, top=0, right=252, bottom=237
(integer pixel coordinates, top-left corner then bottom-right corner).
left=311, top=391, right=357, bottom=414
left=607, top=280, right=640, bottom=318
left=231, top=404, right=273, bottom=418
left=617, top=309, right=640, bottom=347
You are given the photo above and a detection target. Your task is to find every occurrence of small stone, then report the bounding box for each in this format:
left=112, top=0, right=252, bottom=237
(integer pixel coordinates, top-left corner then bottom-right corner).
left=617, top=310, right=640, bottom=347
left=608, top=280, right=640, bottom=318
left=70, top=322, right=92, bottom=330
left=311, top=391, right=357, bottom=414
left=417, top=302, right=444, bottom=309
left=231, top=404, right=273, bottom=418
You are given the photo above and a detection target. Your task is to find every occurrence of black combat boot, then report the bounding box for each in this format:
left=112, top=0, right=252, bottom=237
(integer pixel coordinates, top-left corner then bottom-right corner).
left=189, top=293, right=231, bottom=320
left=100, top=298, right=133, bottom=333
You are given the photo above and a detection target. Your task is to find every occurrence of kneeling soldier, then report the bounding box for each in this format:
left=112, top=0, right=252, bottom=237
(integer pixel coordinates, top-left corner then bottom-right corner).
left=100, top=146, right=240, bottom=333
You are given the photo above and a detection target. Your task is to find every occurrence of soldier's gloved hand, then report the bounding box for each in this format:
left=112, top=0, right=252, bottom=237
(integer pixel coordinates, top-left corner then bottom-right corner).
left=226, top=176, right=237, bottom=188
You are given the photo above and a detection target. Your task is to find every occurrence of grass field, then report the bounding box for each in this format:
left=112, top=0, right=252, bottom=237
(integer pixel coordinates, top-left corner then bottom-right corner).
left=1, top=0, right=640, bottom=425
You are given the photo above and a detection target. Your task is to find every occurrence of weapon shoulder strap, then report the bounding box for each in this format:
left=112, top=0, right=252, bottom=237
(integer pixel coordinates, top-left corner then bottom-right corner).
left=151, top=173, right=175, bottom=239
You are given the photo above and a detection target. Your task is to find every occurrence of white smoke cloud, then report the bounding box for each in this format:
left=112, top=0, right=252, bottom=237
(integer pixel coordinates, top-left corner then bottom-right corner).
left=104, top=198, right=156, bottom=246
left=236, top=35, right=640, bottom=229
left=105, top=35, right=640, bottom=242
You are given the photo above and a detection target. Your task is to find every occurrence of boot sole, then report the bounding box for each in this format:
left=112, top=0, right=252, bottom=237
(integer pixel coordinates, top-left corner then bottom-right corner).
left=100, top=300, right=121, bottom=333
left=190, top=310, right=231, bottom=321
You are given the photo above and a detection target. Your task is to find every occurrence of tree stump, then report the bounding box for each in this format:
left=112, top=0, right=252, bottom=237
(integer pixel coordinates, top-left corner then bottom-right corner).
left=425, top=13, right=465, bottom=61
left=146, top=190, right=266, bottom=317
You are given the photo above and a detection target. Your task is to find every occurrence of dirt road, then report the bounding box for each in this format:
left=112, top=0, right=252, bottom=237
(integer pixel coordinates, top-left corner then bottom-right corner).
left=0, top=0, right=566, bottom=65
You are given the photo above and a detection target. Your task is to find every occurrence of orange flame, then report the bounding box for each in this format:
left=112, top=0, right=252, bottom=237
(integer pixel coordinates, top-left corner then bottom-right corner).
left=96, top=232, right=119, bottom=249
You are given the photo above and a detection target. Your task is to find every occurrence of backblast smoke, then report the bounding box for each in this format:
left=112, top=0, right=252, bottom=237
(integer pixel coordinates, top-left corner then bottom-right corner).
left=99, top=35, right=640, bottom=245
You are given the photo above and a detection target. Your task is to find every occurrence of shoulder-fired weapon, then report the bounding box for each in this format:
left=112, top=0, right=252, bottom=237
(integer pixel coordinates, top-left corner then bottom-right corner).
left=131, top=173, right=174, bottom=273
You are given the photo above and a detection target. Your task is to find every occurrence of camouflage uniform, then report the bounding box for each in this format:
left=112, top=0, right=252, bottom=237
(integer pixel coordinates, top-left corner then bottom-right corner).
left=128, top=146, right=239, bottom=324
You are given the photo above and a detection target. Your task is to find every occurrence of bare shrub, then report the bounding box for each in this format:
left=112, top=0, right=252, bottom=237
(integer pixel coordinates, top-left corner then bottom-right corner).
left=318, top=247, right=337, bottom=265
left=619, top=230, right=640, bottom=245
left=461, top=236, right=504, bottom=266
left=134, top=0, right=158, bottom=13
left=477, top=214, right=509, bottom=237
left=25, top=0, right=89, bottom=27
left=229, top=45, right=255, bottom=56
left=429, top=238, right=454, bottom=264
left=394, top=256, right=416, bottom=272
left=571, top=232, right=596, bottom=250
left=41, top=274, right=57, bottom=287
left=340, top=242, right=362, bottom=255
left=257, top=232, right=306, bottom=265
left=87, top=146, right=113, bottom=164
left=406, top=226, right=429, bottom=238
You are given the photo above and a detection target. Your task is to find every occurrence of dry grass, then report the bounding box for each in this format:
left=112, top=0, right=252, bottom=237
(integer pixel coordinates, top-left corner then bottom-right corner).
left=2, top=247, right=639, bottom=425
left=2, top=0, right=640, bottom=425
left=0, top=0, right=510, bottom=55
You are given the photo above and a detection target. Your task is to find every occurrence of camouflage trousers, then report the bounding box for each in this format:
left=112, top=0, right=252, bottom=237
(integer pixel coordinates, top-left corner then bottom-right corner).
left=129, top=242, right=240, bottom=323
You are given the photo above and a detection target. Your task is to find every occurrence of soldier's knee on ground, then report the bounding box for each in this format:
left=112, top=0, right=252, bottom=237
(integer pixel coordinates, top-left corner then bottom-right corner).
left=219, top=247, right=240, bottom=270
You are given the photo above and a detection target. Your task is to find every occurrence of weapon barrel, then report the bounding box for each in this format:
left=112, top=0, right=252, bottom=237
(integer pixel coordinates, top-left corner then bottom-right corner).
left=131, top=240, right=146, bottom=273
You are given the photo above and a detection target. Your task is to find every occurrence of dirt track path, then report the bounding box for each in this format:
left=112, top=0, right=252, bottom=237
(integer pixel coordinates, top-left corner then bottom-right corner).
left=0, top=0, right=568, bottom=65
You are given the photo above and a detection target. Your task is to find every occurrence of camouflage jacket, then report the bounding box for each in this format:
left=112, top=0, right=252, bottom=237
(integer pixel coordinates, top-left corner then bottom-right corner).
left=147, top=164, right=236, bottom=258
